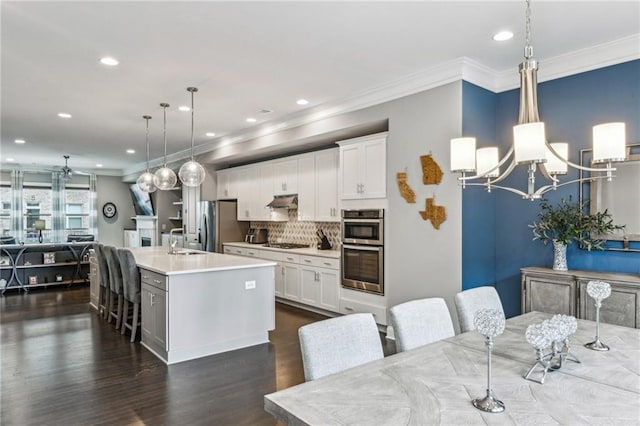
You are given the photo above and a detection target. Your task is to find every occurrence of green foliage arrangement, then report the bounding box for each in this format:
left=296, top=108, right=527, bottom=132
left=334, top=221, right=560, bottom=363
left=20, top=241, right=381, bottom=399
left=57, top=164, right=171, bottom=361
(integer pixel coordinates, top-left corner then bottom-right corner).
left=529, top=197, right=625, bottom=250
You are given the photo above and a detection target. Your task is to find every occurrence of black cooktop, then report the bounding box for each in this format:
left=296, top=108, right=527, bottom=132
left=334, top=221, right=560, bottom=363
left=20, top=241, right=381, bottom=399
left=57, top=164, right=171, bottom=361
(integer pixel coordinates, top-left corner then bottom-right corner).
left=263, top=243, right=309, bottom=249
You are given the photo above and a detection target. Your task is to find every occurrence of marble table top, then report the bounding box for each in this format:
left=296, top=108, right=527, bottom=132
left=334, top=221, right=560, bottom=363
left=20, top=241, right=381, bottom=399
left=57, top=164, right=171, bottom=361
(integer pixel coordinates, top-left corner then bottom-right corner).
left=264, top=312, right=640, bottom=425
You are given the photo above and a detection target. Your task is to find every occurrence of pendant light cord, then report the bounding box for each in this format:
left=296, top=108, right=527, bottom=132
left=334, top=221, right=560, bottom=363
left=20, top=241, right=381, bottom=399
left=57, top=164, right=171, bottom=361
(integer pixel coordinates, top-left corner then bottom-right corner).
left=187, top=87, right=198, bottom=161
left=160, top=103, right=170, bottom=166
left=143, top=115, right=151, bottom=171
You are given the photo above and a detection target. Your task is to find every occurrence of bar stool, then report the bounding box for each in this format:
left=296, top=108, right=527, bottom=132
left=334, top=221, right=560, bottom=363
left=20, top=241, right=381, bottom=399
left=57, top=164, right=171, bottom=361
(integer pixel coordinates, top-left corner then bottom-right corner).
left=117, top=248, right=141, bottom=342
left=94, top=243, right=111, bottom=319
left=104, top=245, right=124, bottom=329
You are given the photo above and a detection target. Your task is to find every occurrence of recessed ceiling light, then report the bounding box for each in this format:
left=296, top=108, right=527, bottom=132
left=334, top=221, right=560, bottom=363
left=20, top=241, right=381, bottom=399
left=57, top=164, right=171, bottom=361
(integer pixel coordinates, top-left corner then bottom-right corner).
left=58, top=113, right=72, bottom=118
left=246, top=118, right=256, bottom=123
left=178, top=106, right=190, bottom=112
left=100, top=57, right=119, bottom=66
left=296, top=99, right=309, bottom=105
left=14, top=139, right=26, bottom=144
left=205, top=132, right=216, bottom=137
left=96, top=164, right=103, bottom=168
left=126, top=149, right=135, bottom=154
left=493, top=31, right=514, bottom=41
left=6, top=158, right=15, bottom=162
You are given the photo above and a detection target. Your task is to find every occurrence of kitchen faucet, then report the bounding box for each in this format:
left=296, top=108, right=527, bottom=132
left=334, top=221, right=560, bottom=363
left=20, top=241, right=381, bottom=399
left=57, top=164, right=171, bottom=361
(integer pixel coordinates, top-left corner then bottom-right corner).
left=168, top=228, right=183, bottom=254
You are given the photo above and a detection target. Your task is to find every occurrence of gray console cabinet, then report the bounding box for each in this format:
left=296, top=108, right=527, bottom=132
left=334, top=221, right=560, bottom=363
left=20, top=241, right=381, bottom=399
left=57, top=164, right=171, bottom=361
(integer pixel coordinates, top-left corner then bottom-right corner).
left=522, top=267, right=640, bottom=328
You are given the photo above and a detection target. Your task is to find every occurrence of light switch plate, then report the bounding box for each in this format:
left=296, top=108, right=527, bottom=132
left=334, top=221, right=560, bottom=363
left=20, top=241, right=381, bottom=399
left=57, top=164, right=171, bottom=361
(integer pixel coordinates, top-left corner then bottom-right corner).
left=245, top=280, right=256, bottom=290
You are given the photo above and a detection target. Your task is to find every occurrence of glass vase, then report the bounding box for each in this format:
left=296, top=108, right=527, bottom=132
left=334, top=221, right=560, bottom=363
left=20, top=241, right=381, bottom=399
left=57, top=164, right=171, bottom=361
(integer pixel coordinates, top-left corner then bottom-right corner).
left=552, top=240, right=568, bottom=271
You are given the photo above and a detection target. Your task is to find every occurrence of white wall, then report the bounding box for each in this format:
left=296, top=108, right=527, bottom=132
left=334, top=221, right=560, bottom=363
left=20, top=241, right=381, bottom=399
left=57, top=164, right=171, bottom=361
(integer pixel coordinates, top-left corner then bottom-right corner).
left=96, top=175, right=136, bottom=246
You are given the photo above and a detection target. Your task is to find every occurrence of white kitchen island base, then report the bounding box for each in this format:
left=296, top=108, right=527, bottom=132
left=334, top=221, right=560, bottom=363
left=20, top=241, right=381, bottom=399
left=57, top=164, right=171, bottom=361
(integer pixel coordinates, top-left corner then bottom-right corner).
left=132, top=247, right=276, bottom=365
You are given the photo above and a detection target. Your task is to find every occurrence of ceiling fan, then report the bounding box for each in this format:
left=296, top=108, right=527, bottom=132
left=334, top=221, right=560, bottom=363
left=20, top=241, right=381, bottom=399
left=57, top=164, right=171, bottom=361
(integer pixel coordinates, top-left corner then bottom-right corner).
left=59, top=155, right=91, bottom=180
left=61, top=155, right=73, bottom=180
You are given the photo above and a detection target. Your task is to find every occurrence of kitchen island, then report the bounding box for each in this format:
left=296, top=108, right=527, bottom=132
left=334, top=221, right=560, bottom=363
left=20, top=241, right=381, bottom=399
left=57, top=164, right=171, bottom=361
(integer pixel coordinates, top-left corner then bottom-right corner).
left=129, top=246, right=276, bottom=365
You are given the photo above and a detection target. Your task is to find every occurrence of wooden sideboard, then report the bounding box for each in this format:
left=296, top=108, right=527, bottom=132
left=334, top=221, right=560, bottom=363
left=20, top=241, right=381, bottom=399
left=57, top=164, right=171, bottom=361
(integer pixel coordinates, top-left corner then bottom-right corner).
left=521, top=266, right=640, bottom=328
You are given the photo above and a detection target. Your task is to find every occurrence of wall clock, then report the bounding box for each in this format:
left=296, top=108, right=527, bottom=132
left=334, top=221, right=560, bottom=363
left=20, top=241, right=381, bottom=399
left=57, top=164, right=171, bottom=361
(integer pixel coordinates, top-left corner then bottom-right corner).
left=102, top=202, right=117, bottom=219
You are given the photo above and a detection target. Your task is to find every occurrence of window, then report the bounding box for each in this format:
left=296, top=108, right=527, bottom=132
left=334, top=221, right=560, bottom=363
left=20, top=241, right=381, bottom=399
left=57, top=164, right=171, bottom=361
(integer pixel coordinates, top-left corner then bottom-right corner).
left=65, top=187, right=90, bottom=234
left=23, top=180, right=52, bottom=243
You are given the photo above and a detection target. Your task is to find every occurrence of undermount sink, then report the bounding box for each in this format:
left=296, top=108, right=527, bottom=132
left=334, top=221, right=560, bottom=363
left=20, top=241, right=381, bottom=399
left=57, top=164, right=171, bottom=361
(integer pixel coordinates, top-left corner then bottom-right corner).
left=172, top=250, right=205, bottom=256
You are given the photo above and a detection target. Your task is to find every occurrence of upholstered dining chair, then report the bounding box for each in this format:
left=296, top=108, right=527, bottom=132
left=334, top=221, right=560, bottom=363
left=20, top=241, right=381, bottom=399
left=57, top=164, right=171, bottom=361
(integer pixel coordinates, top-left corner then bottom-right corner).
left=93, top=243, right=111, bottom=319
left=298, top=313, right=383, bottom=381
left=117, top=248, right=141, bottom=342
left=389, top=297, right=455, bottom=353
left=454, top=286, right=504, bottom=333
left=104, top=245, right=124, bottom=329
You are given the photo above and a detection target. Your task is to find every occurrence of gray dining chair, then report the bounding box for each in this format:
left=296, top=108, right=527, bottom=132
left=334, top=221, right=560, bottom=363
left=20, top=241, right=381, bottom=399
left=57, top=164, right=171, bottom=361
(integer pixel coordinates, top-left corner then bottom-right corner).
left=298, top=313, right=383, bottom=381
left=104, top=245, right=124, bottom=329
left=389, top=297, right=455, bottom=353
left=94, top=243, right=111, bottom=319
left=454, top=286, right=504, bottom=333
left=117, top=248, right=141, bottom=342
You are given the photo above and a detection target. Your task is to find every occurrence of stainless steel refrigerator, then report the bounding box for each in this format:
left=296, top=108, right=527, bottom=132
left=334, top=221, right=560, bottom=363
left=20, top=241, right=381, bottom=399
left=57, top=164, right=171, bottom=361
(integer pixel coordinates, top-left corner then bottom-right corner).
left=198, top=200, right=250, bottom=253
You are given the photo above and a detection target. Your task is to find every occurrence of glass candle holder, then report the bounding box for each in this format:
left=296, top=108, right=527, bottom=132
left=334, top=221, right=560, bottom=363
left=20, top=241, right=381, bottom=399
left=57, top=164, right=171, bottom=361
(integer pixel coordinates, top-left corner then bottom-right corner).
left=471, top=308, right=506, bottom=413
left=585, top=280, right=611, bottom=351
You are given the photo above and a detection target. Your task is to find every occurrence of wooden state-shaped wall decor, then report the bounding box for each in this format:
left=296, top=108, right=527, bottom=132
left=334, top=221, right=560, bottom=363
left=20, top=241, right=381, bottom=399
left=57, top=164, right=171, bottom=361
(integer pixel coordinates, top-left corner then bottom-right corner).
left=419, top=197, right=447, bottom=229
left=420, top=154, right=443, bottom=185
left=396, top=171, right=416, bottom=203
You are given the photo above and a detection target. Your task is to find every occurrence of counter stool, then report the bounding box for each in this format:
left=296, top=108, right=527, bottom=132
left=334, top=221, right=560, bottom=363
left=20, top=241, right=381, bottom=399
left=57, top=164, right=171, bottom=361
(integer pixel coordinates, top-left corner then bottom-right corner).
left=94, top=243, right=111, bottom=319
left=117, top=248, right=141, bottom=342
left=105, top=245, right=124, bottom=330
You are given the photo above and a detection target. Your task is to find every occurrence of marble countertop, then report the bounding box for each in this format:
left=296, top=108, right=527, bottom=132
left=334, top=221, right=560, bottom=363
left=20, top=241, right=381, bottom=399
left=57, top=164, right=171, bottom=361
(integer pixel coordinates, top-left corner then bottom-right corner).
left=223, top=242, right=341, bottom=259
left=129, top=246, right=276, bottom=276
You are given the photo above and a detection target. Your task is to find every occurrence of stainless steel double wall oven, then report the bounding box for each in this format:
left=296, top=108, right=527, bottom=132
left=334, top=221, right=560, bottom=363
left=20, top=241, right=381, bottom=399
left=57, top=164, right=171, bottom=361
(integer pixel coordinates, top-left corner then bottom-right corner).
left=341, top=209, right=384, bottom=295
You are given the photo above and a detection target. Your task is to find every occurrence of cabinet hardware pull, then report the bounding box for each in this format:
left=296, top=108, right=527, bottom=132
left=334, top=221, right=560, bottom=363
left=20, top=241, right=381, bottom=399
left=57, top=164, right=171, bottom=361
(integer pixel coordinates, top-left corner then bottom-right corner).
left=344, top=306, right=354, bottom=311
left=287, top=257, right=294, bottom=261
left=153, top=279, right=162, bottom=284
left=304, top=259, right=311, bottom=263
left=150, top=293, right=155, bottom=306
left=323, top=262, right=331, bottom=266
left=142, top=275, right=149, bottom=279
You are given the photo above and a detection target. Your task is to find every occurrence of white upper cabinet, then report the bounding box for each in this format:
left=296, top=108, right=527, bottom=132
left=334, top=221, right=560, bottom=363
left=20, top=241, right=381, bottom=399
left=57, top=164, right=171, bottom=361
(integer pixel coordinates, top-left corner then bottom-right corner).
left=236, top=166, right=254, bottom=221
left=272, top=158, right=298, bottom=195
left=315, top=149, right=339, bottom=221
left=216, top=168, right=238, bottom=200
left=338, top=133, right=387, bottom=200
left=297, top=155, right=315, bottom=222
left=297, top=149, right=339, bottom=222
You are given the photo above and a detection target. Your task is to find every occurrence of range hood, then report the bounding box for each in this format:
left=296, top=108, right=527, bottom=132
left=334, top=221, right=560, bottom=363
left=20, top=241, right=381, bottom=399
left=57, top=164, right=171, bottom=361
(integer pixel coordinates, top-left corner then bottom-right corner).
left=267, top=194, right=298, bottom=209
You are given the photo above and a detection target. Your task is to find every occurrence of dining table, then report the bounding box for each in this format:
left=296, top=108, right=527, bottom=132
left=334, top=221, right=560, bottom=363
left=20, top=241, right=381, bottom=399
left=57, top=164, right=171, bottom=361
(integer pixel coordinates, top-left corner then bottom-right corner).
left=264, top=311, right=640, bottom=425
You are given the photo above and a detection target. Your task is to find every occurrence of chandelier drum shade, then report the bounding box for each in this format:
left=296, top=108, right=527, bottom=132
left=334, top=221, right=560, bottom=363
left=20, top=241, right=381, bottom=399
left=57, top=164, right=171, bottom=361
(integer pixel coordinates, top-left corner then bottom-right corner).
left=450, top=0, right=627, bottom=200
left=153, top=103, right=178, bottom=190
left=137, top=115, right=157, bottom=193
left=178, top=87, right=206, bottom=187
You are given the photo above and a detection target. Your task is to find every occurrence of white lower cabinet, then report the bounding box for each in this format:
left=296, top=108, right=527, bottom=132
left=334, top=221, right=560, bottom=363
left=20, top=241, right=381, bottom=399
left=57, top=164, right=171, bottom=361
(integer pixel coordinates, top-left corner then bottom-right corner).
left=141, top=270, right=168, bottom=358
left=224, top=244, right=340, bottom=313
left=300, top=265, right=339, bottom=312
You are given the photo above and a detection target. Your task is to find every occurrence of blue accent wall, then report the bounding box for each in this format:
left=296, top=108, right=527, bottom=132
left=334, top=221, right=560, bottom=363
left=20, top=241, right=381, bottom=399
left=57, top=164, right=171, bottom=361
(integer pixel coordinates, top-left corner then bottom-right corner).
left=461, top=82, right=497, bottom=290
left=463, top=60, right=640, bottom=318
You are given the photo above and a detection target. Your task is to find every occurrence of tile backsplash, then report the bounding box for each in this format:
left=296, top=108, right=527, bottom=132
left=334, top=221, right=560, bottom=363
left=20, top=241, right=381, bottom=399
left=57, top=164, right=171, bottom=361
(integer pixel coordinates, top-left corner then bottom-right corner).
left=252, top=211, right=340, bottom=249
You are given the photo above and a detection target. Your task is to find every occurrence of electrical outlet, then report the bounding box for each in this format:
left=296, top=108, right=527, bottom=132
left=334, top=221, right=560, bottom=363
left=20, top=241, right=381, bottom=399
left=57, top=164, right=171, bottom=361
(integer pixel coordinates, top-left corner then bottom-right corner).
left=161, top=223, right=166, bottom=231
left=245, top=280, right=256, bottom=290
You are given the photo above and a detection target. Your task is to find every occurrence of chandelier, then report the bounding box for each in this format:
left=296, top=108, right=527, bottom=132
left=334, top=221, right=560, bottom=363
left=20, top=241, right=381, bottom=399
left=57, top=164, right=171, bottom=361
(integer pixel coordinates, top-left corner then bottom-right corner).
left=450, top=0, right=626, bottom=200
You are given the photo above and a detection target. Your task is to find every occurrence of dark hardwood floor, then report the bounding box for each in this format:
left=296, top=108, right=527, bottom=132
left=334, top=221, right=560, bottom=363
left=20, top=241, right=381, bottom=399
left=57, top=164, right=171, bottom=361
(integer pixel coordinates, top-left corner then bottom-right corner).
left=1, top=285, right=393, bottom=425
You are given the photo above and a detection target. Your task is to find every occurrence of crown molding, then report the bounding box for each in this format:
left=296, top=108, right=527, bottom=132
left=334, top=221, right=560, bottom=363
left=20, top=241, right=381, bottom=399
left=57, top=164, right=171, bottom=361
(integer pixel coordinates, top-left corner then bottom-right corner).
left=124, top=34, right=639, bottom=176
left=494, top=34, right=640, bottom=92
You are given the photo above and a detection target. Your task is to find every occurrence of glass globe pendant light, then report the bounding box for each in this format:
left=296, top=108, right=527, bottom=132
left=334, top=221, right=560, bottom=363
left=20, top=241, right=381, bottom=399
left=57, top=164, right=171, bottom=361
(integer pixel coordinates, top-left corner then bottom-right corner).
left=178, top=87, right=206, bottom=187
left=153, top=102, right=178, bottom=190
left=136, top=115, right=157, bottom=193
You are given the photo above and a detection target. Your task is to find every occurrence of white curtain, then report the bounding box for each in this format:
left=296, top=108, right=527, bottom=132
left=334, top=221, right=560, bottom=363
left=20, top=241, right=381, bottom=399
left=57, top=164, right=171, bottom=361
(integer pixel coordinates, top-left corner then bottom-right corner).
left=10, top=170, right=23, bottom=241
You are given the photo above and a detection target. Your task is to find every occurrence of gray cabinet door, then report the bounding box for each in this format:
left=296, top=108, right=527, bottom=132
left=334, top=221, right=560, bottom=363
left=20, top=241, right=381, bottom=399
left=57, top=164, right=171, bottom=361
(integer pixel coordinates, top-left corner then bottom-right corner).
left=141, top=283, right=168, bottom=356
left=578, top=280, right=639, bottom=328
left=522, top=273, right=576, bottom=316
